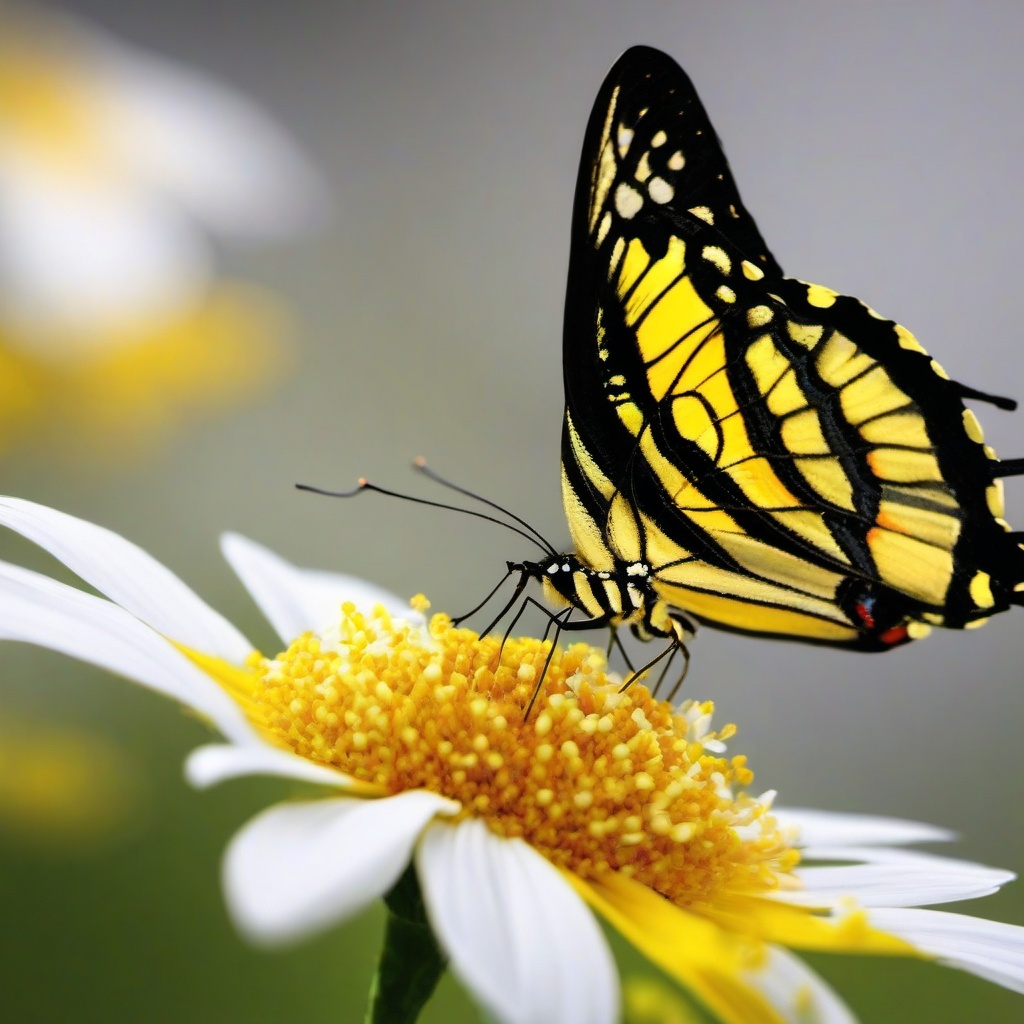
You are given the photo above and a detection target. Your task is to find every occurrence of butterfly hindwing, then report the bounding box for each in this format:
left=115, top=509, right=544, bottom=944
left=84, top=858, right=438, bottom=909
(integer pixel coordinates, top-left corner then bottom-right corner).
left=560, top=45, right=1024, bottom=648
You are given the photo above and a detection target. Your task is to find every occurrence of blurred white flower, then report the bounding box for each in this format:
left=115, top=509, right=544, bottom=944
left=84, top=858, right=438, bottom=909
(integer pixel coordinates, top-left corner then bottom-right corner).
left=0, top=496, right=1021, bottom=1024
left=0, top=7, right=329, bottom=457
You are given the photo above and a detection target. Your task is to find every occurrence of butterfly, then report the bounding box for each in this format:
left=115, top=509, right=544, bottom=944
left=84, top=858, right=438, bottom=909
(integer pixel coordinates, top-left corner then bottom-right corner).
left=508, top=44, right=1024, bottom=668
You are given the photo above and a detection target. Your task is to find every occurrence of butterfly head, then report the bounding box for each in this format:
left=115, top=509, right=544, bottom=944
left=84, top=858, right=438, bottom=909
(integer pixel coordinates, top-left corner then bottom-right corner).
left=509, top=554, right=591, bottom=613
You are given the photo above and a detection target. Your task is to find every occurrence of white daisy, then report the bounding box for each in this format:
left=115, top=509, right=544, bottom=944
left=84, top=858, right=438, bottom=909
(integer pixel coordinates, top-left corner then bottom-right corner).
left=0, top=8, right=327, bottom=455
left=0, top=496, right=1021, bottom=1024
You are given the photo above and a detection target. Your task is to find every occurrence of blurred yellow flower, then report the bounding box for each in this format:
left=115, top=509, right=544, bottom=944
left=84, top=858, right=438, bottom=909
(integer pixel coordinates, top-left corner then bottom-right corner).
left=0, top=7, right=328, bottom=460
left=0, top=715, right=142, bottom=851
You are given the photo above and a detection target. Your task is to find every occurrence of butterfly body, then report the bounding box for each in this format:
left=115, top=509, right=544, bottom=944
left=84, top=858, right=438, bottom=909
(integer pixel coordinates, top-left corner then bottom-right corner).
left=516, top=552, right=694, bottom=644
left=533, top=45, right=1024, bottom=654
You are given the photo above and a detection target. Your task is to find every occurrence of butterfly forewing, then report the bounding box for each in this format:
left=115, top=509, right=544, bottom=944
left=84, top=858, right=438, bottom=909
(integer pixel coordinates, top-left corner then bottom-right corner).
left=560, top=45, right=1024, bottom=648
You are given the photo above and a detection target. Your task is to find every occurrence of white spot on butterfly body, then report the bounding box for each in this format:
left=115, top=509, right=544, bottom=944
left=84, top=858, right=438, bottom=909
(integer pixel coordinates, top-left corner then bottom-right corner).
left=648, top=177, right=674, bottom=204
left=615, top=182, right=644, bottom=219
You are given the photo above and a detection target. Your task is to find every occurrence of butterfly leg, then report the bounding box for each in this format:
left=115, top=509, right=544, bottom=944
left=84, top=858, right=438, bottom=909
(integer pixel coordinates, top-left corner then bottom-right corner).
left=452, top=564, right=516, bottom=627
left=497, top=595, right=577, bottom=669
left=478, top=569, right=531, bottom=638
left=620, top=640, right=677, bottom=694
left=665, top=642, right=691, bottom=703
left=606, top=627, right=637, bottom=672
left=663, top=610, right=694, bottom=702
left=525, top=606, right=574, bottom=720
left=653, top=642, right=679, bottom=699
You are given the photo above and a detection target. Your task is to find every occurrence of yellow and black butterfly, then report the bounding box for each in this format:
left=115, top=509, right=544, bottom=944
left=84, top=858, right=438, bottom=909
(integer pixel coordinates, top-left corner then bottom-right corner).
left=509, top=45, right=1024, bottom=664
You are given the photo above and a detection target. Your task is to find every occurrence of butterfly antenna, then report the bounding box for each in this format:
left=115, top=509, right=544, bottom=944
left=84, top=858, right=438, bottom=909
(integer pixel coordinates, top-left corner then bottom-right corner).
left=414, top=457, right=558, bottom=556
left=296, top=478, right=552, bottom=556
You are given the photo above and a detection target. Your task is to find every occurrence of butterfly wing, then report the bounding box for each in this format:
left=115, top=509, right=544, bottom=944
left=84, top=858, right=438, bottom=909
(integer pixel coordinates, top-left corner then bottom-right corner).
left=561, top=45, right=1024, bottom=647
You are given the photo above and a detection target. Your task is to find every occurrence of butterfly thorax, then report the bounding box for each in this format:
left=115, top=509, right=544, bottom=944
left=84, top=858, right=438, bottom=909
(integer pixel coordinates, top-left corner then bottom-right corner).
left=516, top=553, right=693, bottom=643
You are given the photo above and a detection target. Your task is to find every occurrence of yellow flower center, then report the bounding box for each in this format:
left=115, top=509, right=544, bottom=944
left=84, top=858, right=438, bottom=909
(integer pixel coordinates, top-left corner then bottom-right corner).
left=239, top=599, right=796, bottom=907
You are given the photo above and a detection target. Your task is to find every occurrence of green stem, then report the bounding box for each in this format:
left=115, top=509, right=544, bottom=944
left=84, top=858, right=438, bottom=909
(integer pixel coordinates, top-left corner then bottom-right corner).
left=365, top=865, right=448, bottom=1024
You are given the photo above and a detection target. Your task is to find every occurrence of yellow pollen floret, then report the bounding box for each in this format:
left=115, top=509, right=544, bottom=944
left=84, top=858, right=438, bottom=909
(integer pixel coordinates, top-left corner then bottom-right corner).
left=237, top=601, right=795, bottom=907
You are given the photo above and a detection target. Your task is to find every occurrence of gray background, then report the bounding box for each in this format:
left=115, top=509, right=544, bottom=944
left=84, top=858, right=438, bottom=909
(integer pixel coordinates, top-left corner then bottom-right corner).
left=1, top=3, right=1021, bottom=1022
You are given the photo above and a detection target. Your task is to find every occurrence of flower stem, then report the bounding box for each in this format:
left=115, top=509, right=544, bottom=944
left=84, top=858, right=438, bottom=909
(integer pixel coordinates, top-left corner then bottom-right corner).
left=365, top=865, right=447, bottom=1024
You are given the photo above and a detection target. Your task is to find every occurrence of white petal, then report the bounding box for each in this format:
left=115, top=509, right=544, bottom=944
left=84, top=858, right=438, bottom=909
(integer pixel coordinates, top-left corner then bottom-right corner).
left=0, top=559, right=255, bottom=744
left=0, top=497, right=251, bottom=661
left=223, top=791, right=459, bottom=946
left=775, top=807, right=955, bottom=848
left=88, top=31, right=330, bottom=237
left=867, top=908, right=1024, bottom=994
left=416, top=819, right=618, bottom=1024
left=220, top=532, right=422, bottom=643
left=185, top=742, right=365, bottom=791
left=799, top=845, right=1006, bottom=869
left=743, top=946, right=857, bottom=1024
left=775, top=857, right=1014, bottom=908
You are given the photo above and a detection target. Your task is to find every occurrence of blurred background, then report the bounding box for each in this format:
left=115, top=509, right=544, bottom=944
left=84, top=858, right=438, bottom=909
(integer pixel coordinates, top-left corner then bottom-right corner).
left=0, top=2, right=1021, bottom=1021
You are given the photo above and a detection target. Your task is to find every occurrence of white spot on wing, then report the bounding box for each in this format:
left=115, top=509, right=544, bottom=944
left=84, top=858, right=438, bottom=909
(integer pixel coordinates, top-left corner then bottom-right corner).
left=702, top=245, right=732, bottom=274
left=635, top=151, right=652, bottom=183
left=617, top=125, right=634, bottom=157
left=648, top=177, right=674, bottom=204
left=668, top=150, right=685, bottom=170
left=615, top=182, right=644, bottom=219
left=651, top=130, right=667, bottom=147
